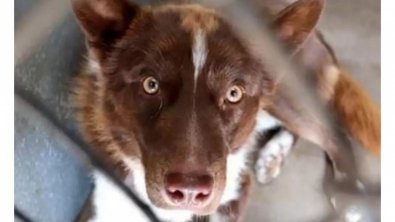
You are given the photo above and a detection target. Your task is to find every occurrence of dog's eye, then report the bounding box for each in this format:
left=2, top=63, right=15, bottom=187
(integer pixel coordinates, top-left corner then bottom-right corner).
left=142, top=76, right=159, bottom=94
left=226, top=85, right=244, bottom=103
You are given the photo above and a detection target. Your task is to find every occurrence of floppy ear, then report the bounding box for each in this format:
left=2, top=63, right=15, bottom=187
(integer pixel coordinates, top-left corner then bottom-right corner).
left=272, top=0, right=325, bottom=53
left=72, top=0, right=140, bottom=46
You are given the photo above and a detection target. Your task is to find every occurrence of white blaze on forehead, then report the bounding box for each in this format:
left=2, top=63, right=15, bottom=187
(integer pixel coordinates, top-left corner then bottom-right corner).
left=187, top=29, right=208, bottom=157
left=192, top=29, right=208, bottom=92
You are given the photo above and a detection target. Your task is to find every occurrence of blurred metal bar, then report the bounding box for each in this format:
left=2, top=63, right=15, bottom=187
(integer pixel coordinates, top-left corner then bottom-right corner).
left=15, top=207, right=34, bottom=222
left=14, top=0, right=70, bottom=65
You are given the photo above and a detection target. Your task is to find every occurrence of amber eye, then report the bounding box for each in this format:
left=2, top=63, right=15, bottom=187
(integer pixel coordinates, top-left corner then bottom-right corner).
left=142, top=76, right=159, bottom=94
left=226, top=85, right=244, bottom=103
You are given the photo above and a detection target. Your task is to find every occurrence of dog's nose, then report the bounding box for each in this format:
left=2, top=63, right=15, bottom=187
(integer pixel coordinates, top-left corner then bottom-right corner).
left=165, top=172, right=213, bottom=207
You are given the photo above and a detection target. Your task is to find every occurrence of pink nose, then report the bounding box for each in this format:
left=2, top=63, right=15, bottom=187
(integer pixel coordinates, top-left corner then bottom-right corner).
left=165, top=173, right=213, bottom=207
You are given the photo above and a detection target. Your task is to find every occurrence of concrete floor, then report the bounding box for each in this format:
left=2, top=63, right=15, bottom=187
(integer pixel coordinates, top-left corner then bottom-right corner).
left=14, top=0, right=380, bottom=221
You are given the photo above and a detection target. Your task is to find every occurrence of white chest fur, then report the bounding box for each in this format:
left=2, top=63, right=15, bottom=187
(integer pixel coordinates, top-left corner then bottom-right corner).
left=89, top=171, right=151, bottom=222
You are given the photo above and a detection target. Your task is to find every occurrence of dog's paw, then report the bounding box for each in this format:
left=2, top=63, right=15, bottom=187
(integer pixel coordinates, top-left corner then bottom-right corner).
left=255, top=129, right=295, bottom=184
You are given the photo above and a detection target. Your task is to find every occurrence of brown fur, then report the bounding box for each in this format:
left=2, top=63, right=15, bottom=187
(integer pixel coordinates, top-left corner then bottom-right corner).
left=73, top=72, right=139, bottom=176
left=332, top=70, right=381, bottom=156
left=294, top=33, right=381, bottom=157
left=156, top=4, right=219, bottom=34
left=272, top=0, right=324, bottom=51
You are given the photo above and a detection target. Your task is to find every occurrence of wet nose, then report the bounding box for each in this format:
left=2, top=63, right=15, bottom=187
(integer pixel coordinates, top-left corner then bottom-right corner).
left=164, top=172, right=213, bottom=208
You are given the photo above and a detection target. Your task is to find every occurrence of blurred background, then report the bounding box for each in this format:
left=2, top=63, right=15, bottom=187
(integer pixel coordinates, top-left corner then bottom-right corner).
left=14, top=0, right=380, bottom=221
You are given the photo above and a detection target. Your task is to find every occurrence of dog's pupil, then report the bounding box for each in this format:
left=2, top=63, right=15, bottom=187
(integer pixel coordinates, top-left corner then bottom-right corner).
left=149, top=81, right=156, bottom=88
left=231, top=90, right=237, bottom=97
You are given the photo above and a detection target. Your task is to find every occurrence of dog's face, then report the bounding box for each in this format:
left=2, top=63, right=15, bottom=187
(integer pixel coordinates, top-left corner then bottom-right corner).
left=73, top=0, right=323, bottom=215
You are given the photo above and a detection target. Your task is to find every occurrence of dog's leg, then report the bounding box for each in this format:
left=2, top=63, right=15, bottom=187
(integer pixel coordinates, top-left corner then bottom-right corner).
left=251, top=111, right=297, bottom=185
left=254, top=128, right=297, bottom=184
left=210, top=173, right=252, bottom=222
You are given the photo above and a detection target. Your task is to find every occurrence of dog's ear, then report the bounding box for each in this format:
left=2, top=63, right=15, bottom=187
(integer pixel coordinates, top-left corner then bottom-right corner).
left=72, top=0, right=140, bottom=45
left=272, top=0, right=325, bottom=53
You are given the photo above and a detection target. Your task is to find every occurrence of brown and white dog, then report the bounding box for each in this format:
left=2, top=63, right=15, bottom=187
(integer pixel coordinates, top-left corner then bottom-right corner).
left=71, top=0, right=381, bottom=221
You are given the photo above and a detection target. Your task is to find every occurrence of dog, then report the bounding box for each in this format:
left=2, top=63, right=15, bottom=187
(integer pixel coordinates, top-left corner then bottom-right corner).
left=71, top=0, right=381, bottom=221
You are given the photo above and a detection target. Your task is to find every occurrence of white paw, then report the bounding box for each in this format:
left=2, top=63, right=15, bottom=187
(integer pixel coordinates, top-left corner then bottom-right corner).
left=255, top=130, right=294, bottom=184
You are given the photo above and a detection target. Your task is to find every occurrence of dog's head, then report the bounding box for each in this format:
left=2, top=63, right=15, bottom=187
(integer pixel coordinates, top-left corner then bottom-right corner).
left=73, top=0, right=323, bottom=215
